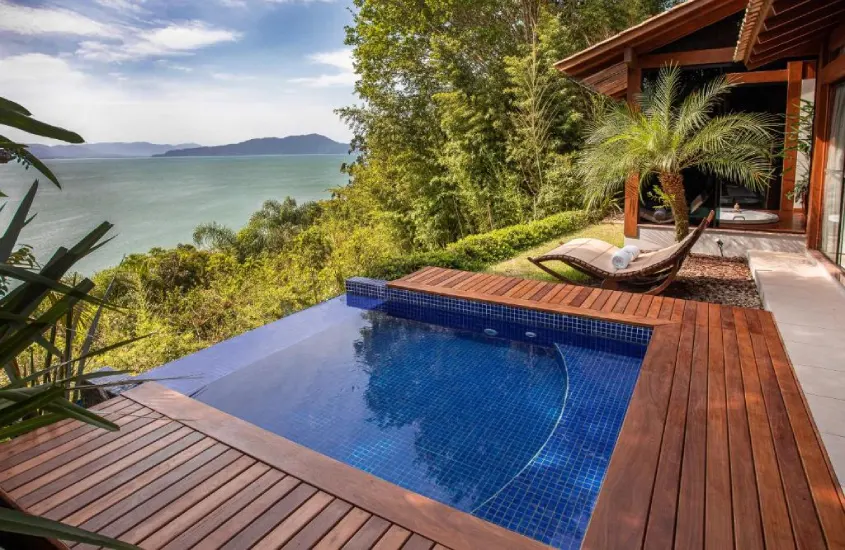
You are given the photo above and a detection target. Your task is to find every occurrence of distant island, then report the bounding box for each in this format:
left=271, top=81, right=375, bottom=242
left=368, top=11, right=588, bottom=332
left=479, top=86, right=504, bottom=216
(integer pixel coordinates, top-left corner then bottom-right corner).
left=155, top=134, right=349, bottom=157
left=28, top=142, right=202, bottom=160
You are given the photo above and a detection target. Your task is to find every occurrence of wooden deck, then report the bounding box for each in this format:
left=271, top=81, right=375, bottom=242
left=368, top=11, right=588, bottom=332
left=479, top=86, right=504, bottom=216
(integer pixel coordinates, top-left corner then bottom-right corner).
left=0, top=382, right=548, bottom=550
left=390, top=267, right=845, bottom=549
left=1, top=266, right=844, bottom=549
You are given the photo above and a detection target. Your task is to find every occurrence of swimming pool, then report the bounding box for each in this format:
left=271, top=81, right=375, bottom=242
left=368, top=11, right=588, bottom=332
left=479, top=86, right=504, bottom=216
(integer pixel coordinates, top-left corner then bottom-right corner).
left=146, top=281, right=647, bottom=549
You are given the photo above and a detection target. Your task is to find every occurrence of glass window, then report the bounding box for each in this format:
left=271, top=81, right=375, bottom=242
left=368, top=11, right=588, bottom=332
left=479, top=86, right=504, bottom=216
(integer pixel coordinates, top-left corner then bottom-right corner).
left=821, top=84, right=845, bottom=267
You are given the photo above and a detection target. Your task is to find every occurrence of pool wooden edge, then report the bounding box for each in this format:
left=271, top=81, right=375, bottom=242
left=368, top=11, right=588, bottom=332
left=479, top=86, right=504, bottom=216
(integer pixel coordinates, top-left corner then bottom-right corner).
left=124, top=382, right=549, bottom=550
left=390, top=268, right=845, bottom=550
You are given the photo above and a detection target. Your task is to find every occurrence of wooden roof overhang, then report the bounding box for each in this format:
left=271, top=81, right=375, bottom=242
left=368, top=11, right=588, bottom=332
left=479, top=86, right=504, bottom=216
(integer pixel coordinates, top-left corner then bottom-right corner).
left=554, top=0, right=747, bottom=95
left=737, top=0, right=845, bottom=69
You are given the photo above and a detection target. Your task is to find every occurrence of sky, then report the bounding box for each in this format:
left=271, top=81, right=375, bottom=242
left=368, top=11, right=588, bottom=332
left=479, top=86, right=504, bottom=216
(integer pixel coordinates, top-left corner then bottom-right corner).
left=0, top=0, right=357, bottom=145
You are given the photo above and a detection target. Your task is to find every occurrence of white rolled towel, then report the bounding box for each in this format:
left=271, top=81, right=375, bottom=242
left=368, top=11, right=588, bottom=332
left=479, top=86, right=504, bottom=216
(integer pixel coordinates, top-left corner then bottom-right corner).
left=622, top=245, right=641, bottom=260
left=611, top=249, right=634, bottom=270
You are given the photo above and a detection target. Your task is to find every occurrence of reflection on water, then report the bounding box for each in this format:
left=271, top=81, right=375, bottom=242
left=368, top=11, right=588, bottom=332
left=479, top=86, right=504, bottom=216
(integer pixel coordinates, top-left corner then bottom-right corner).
left=195, top=309, right=566, bottom=511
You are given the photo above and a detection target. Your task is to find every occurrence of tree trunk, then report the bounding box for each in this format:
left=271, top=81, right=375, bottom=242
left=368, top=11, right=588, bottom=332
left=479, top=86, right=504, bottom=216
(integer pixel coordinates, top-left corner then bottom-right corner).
left=659, top=172, right=689, bottom=241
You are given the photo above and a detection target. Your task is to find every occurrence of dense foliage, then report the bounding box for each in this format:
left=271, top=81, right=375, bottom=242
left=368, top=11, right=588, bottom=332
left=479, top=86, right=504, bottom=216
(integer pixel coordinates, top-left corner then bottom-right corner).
left=579, top=66, right=778, bottom=240
left=89, top=0, right=676, bottom=372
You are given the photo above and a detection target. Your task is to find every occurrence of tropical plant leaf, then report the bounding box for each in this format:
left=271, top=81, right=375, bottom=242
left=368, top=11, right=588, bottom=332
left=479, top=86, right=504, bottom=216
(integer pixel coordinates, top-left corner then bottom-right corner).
left=0, top=508, right=140, bottom=549
left=0, top=180, right=38, bottom=263
left=0, top=134, right=62, bottom=188
left=0, top=388, right=119, bottom=431
left=0, top=106, right=83, bottom=143
left=0, top=412, right=63, bottom=439
left=0, top=386, right=63, bottom=426
left=0, top=97, right=31, bottom=116
left=0, top=263, right=116, bottom=310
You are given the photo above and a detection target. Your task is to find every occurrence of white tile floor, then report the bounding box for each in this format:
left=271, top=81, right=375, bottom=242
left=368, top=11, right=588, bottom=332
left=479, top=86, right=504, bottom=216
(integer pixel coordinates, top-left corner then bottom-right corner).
left=749, top=250, right=845, bottom=487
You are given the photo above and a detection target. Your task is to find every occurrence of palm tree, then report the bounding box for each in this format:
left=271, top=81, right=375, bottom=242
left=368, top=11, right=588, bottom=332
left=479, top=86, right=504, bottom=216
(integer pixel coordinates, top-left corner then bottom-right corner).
left=578, top=65, right=778, bottom=241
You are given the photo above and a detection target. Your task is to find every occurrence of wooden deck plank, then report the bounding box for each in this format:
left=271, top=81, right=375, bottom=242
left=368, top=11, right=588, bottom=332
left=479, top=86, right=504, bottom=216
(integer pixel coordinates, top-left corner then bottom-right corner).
left=342, top=516, right=391, bottom=549
left=643, top=301, right=692, bottom=550
left=675, top=302, right=709, bottom=549
left=22, top=425, right=194, bottom=512
left=0, top=398, right=135, bottom=467
left=722, top=306, right=765, bottom=550
left=72, top=446, right=239, bottom=534
left=161, top=469, right=286, bottom=550
left=192, top=475, right=301, bottom=549
left=281, top=498, right=353, bottom=550
left=401, top=534, right=435, bottom=550
left=745, top=309, right=825, bottom=549
left=704, top=304, right=732, bottom=550
left=219, top=482, right=318, bottom=550
left=0, top=401, right=146, bottom=472
left=251, top=491, right=335, bottom=550
left=372, top=525, right=412, bottom=550
left=51, top=438, right=221, bottom=525
left=757, top=312, right=845, bottom=547
left=137, top=461, right=270, bottom=549
left=313, top=508, right=372, bottom=550
left=734, top=308, right=795, bottom=550
left=2, top=415, right=170, bottom=490
left=591, top=289, right=612, bottom=311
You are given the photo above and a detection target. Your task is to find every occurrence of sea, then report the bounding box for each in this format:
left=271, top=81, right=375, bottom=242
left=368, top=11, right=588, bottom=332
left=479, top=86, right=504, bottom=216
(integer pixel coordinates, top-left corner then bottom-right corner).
left=0, top=155, right=351, bottom=274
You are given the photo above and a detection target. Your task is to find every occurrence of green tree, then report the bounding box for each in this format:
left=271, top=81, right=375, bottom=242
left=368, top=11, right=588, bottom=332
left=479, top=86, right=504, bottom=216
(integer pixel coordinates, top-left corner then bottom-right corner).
left=577, top=66, right=778, bottom=241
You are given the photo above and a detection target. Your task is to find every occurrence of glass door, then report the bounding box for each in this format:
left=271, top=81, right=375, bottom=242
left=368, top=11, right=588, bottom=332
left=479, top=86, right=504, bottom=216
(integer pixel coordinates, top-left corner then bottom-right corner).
left=821, top=83, right=845, bottom=268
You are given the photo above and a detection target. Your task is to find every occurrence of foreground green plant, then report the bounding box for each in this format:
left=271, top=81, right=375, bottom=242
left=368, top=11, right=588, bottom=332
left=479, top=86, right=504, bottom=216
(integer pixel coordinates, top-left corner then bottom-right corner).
left=578, top=65, right=778, bottom=241
left=0, top=97, right=142, bottom=550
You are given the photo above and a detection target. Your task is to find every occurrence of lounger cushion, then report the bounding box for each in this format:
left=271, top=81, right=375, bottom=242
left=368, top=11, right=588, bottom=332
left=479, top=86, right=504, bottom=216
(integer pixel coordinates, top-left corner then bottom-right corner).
left=536, top=237, right=686, bottom=276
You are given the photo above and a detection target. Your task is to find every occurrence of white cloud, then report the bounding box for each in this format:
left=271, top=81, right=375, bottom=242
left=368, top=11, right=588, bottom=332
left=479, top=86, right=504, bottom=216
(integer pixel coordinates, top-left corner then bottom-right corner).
left=0, top=53, right=351, bottom=145
left=77, top=21, right=241, bottom=62
left=94, top=0, right=146, bottom=14
left=0, top=1, right=118, bottom=37
left=291, top=48, right=355, bottom=88
left=211, top=72, right=256, bottom=81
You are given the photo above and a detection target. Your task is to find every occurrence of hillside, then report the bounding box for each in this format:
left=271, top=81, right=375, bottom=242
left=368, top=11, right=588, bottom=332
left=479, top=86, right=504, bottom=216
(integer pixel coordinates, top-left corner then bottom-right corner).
left=28, top=142, right=201, bottom=159
left=154, top=134, right=348, bottom=157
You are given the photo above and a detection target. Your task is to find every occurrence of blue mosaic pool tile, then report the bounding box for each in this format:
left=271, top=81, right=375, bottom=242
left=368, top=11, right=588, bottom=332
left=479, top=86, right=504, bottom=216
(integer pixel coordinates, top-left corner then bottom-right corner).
left=345, top=277, right=388, bottom=299
left=345, top=277, right=653, bottom=346
left=473, top=341, right=641, bottom=549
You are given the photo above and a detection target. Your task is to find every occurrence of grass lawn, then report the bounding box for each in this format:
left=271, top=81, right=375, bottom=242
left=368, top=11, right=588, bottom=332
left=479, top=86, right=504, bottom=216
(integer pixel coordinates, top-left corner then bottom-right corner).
left=486, top=221, right=624, bottom=283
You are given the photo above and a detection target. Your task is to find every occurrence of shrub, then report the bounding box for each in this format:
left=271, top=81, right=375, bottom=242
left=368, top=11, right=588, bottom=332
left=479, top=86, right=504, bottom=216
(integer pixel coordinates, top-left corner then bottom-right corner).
left=366, top=209, right=597, bottom=280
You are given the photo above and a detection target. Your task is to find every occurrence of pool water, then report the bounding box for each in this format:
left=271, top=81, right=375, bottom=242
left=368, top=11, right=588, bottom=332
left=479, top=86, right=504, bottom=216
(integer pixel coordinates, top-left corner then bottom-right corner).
left=189, top=297, right=645, bottom=549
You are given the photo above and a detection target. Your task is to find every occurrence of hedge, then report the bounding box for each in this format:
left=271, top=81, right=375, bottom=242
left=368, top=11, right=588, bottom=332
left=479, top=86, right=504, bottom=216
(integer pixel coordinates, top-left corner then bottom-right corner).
left=366, top=209, right=599, bottom=281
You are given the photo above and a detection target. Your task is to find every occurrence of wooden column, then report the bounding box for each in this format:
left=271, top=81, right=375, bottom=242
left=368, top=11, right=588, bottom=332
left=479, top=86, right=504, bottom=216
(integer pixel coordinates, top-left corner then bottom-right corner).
left=781, top=61, right=804, bottom=213
left=624, top=48, right=642, bottom=238
left=807, top=48, right=833, bottom=250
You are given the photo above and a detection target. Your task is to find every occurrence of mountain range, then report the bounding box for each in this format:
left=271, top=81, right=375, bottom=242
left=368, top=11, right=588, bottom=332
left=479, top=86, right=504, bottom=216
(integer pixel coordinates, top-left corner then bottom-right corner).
left=28, top=142, right=202, bottom=159
left=155, top=134, right=348, bottom=157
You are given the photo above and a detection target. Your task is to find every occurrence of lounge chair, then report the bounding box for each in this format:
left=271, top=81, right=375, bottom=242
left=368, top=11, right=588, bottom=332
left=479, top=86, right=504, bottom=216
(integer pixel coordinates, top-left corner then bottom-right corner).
left=528, top=210, right=715, bottom=295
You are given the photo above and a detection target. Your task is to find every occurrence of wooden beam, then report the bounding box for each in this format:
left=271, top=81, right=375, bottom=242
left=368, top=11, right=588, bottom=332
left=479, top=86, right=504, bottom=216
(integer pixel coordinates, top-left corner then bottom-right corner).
left=761, top=0, right=845, bottom=37
left=625, top=47, right=641, bottom=239
left=748, top=41, right=821, bottom=69
left=755, top=16, right=845, bottom=54
left=822, top=54, right=845, bottom=84
left=806, top=45, right=832, bottom=249
left=638, top=48, right=736, bottom=69
left=781, top=61, right=804, bottom=213
left=803, top=60, right=818, bottom=79
left=725, top=69, right=788, bottom=84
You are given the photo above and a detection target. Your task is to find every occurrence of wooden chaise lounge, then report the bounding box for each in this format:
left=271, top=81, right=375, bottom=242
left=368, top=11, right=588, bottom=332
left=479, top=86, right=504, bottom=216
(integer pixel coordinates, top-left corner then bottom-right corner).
left=528, top=210, right=714, bottom=295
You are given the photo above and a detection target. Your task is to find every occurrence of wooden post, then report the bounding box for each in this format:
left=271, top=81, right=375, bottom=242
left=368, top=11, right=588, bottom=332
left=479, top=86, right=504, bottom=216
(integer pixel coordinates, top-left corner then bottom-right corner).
left=625, top=48, right=642, bottom=238
left=807, top=48, right=832, bottom=250
left=781, top=61, right=804, bottom=213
